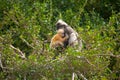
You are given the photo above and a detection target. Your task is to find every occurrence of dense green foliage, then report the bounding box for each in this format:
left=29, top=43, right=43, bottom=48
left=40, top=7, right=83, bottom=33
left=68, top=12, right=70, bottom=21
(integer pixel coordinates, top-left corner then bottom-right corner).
left=0, top=0, right=120, bottom=80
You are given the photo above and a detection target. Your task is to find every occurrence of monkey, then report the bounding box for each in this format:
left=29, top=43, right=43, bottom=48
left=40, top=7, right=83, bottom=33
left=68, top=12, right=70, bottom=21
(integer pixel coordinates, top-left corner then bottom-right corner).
left=50, top=29, right=69, bottom=50
left=56, top=19, right=82, bottom=51
left=50, top=29, right=69, bottom=59
left=56, top=19, right=78, bottom=45
left=56, top=19, right=78, bottom=36
left=68, top=33, right=78, bottom=46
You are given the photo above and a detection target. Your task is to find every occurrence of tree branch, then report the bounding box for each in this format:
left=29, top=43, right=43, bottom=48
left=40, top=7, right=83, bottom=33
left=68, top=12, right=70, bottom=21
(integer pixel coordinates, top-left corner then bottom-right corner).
left=77, top=56, right=96, bottom=67
left=20, top=37, right=34, bottom=49
left=72, top=72, right=75, bottom=80
left=95, top=54, right=120, bottom=58
left=0, top=54, right=3, bottom=69
left=10, top=45, right=26, bottom=59
left=77, top=71, right=88, bottom=80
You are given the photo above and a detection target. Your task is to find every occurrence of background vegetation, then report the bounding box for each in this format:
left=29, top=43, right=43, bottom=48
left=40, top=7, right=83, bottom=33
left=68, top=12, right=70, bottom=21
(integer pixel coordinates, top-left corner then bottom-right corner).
left=0, top=0, right=120, bottom=80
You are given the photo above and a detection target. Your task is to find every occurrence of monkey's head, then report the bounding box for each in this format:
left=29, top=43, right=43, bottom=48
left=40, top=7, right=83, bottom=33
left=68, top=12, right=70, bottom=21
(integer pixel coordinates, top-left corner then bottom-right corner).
left=57, top=29, right=65, bottom=38
left=56, top=19, right=68, bottom=30
left=56, top=19, right=73, bottom=36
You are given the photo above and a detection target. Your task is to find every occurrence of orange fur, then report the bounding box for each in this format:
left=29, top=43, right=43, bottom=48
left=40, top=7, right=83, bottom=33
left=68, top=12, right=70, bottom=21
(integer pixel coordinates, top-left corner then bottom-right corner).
left=50, top=29, right=68, bottom=49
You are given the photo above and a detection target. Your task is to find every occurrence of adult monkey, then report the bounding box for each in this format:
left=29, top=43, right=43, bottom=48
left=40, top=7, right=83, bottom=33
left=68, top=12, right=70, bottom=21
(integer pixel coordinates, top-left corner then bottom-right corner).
left=56, top=19, right=82, bottom=51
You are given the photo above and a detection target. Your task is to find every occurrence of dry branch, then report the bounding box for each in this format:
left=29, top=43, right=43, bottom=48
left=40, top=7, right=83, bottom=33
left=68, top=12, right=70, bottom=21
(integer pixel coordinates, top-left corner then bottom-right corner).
left=0, top=53, right=14, bottom=72
left=10, top=45, right=26, bottom=59
left=20, top=37, right=34, bottom=49
left=0, top=54, right=3, bottom=69
left=95, top=54, right=120, bottom=58
left=72, top=72, right=75, bottom=80
left=76, top=71, right=88, bottom=80
left=77, top=56, right=96, bottom=67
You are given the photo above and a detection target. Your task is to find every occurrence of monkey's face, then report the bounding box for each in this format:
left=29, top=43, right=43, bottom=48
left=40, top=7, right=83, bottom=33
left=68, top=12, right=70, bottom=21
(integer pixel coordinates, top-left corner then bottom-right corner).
left=57, top=29, right=65, bottom=38
left=56, top=23, right=66, bottom=30
left=56, top=19, right=68, bottom=30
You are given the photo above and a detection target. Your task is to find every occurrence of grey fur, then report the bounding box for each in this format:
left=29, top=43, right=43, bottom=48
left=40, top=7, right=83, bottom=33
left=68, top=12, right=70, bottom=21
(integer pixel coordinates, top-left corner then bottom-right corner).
left=56, top=19, right=82, bottom=51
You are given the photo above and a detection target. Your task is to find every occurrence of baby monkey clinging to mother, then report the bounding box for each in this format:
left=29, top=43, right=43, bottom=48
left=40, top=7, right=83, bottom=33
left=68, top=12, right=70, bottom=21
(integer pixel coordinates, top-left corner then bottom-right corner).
left=50, top=29, right=69, bottom=50
left=50, top=19, right=82, bottom=51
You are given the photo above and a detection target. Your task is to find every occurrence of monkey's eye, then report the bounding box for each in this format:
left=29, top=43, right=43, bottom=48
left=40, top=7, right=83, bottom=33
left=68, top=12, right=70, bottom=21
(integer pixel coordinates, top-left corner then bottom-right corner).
left=56, top=23, right=61, bottom=27
left=57, top=23, right=61, bottom=25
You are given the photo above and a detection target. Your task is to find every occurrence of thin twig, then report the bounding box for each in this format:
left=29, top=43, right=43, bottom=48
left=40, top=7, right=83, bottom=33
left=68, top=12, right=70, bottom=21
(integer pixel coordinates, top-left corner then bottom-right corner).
left=20, top=37, right=34, bottom=49
left=80, top=73, right=88, bottom=80
left=0, top=54, right=3, bottom=69
left=77, top=71, right=88, bottom=80
left=95, top=54, right=120, bottom=58
left=79, top=0, right=88, bottom=16
left=84, top=57, right=96, bottom=67
left=0, top=36, right=3, bottom=40
left=2, top=67, right=13, bottom=71
left=77, top=56, right=96, bottom=67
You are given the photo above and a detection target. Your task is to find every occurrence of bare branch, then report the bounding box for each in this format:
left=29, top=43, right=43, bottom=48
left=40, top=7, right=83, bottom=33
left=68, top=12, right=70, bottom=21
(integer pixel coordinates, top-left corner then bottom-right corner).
left=77, top=71, right=88, bottom=80
left=0, top=36, right=3, bottom=40
left=0, top=54, right=14, bottom=72
left=2, top=67, right=13, bottom=71
left=0, top=54, right=3, bottom=69
left=95, top=54, right=120, bottom=58
left=80, top=73, right=88, bottom=80
left=77, top=56, right=96, bottom=67
left=10, top=45, right=26, bottom=59
left=72, top=72, right=75, bottom=80
left=84, top=57, right=96, bottom=67
left=20, top=37, right=34, bottom=49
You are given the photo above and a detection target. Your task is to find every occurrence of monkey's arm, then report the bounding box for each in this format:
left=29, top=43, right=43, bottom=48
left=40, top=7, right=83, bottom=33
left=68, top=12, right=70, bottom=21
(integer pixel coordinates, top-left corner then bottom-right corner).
left=60, top=33, right=69, bottom=42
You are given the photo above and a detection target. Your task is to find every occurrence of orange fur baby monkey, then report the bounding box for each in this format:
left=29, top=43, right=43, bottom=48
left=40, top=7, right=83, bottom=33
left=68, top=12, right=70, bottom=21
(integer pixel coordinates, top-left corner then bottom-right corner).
left=50, top=29, right=68, bottom=49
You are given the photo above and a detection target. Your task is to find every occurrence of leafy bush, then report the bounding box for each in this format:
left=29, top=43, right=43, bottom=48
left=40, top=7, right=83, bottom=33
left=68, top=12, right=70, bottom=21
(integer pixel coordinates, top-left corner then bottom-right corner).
left=0, top=0, right=120, bottom=80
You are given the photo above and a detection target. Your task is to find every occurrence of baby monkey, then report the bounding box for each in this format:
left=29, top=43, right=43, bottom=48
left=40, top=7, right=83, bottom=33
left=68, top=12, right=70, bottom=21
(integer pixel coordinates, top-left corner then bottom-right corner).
left=50, top=29, right=69, bottom=50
